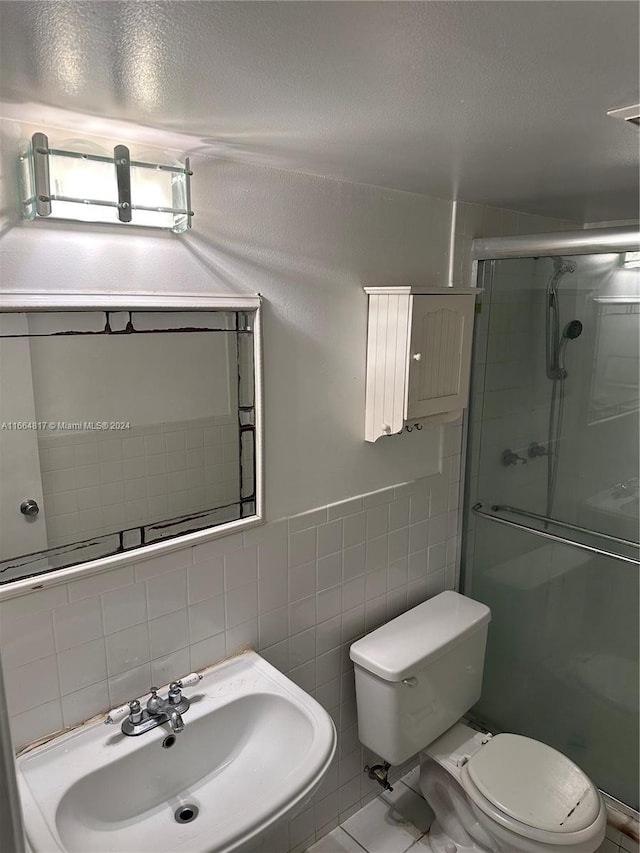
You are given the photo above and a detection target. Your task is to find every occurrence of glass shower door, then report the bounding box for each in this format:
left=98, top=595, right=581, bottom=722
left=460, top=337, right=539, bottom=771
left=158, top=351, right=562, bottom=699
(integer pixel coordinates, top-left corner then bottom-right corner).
left=463, top=250, right=640, bottom=809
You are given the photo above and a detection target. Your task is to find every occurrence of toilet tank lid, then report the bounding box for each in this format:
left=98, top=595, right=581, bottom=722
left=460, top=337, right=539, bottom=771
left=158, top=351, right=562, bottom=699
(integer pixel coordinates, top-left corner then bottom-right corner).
left=349, top=591, right=491, bottom=682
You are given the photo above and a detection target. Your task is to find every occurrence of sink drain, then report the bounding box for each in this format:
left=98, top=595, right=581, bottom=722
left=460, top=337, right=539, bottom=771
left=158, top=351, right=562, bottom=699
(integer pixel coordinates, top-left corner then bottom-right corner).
left=175, top=804, right=199, bottom=824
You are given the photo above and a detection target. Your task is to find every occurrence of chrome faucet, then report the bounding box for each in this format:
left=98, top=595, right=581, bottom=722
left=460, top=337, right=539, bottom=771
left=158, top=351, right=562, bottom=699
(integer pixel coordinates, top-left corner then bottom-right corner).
left=168, top=709, right=185, bottom=734
left=105, top=673, right=202, bottom=737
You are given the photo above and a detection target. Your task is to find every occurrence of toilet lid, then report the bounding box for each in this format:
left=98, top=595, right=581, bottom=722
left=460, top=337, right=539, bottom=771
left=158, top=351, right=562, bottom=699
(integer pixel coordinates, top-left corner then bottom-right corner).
left=464, top=734, right=600, bottom=834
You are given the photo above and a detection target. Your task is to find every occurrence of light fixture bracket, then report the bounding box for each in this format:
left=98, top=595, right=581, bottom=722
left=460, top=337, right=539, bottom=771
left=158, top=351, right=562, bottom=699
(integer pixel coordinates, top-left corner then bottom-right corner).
left=114, top=144, right=132, bottom=223
left=19, top=132, right=193, bottom=233
left=606, top=104, right=640, bottom=128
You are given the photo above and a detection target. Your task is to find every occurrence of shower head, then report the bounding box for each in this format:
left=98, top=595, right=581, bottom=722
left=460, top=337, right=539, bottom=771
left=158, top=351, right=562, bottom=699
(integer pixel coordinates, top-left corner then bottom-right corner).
left=557, top=319, right=583, bottom=379
left=563, top=319, right=583, bottom=340
left=553, top=257, right=577, bottom=276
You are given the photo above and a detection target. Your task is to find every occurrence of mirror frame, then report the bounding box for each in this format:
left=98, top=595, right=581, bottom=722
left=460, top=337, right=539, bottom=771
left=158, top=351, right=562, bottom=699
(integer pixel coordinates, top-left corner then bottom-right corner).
left=0, top=292, right=264, bottom=600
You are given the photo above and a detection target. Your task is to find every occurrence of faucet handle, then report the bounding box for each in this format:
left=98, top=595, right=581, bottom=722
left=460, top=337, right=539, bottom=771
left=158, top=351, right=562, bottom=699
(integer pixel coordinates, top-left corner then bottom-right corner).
left=128, top=699, right=144, bottom=724
left=168, top=682, right=183, bottom=704
left=167, top=673, right=203, bottom=705
left=146, top=687, right=163, bottom=714
left=528, top=441, right=548, bottom=458
left=177, top=672, right=203, bottom=688
left=105, top=700, right=140, bottom=725
left=501, top=449, right=527, bottom=467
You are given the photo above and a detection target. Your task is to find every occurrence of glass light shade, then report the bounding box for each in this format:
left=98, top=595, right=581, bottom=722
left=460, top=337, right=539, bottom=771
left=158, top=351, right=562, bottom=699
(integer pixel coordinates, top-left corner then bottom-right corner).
left=19, top=135, right=192, bottom=233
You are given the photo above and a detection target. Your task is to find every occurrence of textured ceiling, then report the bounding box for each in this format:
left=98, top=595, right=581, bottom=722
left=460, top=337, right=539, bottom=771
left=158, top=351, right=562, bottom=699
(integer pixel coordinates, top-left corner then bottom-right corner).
left=1, top=1, right=638, bottom=222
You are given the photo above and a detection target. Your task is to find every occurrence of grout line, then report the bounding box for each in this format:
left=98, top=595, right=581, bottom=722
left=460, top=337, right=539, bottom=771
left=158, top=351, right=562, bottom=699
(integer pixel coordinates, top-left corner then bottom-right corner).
left=339, top=825, right=370, bottom=852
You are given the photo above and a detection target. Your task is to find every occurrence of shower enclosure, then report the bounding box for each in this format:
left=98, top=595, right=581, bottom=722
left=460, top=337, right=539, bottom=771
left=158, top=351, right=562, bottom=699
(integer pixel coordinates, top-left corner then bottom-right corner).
left=462, top=226, right=640, bottom=812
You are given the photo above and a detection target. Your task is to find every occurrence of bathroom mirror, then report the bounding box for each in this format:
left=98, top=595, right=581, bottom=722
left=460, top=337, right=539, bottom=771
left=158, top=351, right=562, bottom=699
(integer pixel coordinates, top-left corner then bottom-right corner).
left=0, top=298, right=263, bottom=586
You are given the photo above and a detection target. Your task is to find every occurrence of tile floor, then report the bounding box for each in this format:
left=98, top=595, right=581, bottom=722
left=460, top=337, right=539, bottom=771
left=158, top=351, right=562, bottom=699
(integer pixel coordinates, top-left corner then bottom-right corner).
left=307, top=767, right=435, bottom=853
left=600, top=824, right=640, bottom=853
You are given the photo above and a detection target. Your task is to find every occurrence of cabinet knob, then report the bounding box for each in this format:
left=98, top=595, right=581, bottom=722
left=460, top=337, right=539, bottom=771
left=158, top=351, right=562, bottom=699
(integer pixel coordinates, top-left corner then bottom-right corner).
left=412, top=353, right=422, bottom=362
left=382, top=424, right=391, bottom=434
left=20, top=499, right=40, bottom=517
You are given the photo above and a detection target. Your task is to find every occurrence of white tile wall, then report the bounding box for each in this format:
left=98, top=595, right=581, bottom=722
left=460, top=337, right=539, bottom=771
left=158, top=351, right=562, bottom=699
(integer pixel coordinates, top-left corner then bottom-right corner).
left=37, top=415, right=240, bottom=547
left=0, top=424, right=463, bottom=853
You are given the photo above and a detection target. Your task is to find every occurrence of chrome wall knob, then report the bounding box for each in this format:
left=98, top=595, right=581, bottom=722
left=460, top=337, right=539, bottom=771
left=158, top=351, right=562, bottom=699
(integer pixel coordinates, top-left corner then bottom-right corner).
left=20, top=499, right=40, bottom=517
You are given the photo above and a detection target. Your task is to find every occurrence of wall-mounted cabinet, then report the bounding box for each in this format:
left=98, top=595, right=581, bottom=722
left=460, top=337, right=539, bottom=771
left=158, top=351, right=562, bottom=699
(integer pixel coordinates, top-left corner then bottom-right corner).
left=364, top=286, right=480, bottom=442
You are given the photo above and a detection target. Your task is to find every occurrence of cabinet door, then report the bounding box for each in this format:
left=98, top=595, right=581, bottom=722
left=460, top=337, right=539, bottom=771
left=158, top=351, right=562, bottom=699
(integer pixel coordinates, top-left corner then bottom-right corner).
left=406, top=294, right=474, bottom=420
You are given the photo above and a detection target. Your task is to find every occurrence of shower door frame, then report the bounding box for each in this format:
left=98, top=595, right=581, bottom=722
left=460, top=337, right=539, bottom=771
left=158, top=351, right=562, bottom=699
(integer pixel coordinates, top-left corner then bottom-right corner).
left=459, top=223, right=640, bottom=820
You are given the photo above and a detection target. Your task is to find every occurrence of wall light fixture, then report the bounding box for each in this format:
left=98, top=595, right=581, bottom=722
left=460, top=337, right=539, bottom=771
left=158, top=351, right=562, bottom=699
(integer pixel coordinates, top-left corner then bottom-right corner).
left=19, top=133, right=193, bottom=233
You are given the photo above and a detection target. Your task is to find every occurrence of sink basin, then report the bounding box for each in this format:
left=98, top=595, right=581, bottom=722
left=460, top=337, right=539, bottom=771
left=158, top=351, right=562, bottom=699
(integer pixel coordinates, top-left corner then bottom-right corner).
left=17, top=651, right=336, bottom=853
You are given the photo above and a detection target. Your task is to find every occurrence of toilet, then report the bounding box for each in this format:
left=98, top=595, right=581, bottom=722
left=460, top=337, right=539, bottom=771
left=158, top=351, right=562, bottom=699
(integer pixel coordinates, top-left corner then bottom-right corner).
left=350, top=591, right=606, bottom=853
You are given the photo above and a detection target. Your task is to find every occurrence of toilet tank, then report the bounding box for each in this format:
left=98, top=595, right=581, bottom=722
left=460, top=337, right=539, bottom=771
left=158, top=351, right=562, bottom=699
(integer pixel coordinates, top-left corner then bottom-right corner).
left=350, top=591, right=491, bottom=765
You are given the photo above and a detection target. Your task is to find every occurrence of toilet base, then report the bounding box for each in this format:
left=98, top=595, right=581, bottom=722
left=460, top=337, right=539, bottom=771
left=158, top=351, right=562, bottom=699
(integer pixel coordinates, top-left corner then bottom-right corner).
left=428, top=819, right=490, bottom=853
left=419, top=750, right=606, bottom=853
left=420, top=758, right=496, bottom=853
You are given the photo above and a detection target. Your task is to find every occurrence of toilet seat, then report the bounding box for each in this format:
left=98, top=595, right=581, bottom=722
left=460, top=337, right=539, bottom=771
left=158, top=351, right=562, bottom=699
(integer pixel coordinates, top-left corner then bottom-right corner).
left=459, top=733, right=603, bottom=845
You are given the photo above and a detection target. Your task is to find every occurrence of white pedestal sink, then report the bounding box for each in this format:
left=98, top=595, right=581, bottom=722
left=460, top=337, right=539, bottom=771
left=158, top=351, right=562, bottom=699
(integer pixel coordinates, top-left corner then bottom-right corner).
left=17, top=651, right=337, bottom=853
